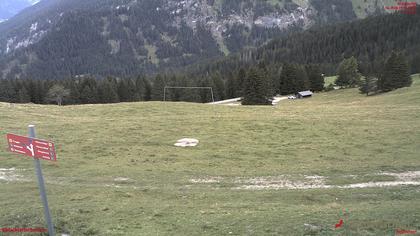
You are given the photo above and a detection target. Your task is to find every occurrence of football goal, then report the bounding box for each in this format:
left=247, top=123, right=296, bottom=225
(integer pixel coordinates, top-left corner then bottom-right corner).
left=163, top=86, right=215, bottom=103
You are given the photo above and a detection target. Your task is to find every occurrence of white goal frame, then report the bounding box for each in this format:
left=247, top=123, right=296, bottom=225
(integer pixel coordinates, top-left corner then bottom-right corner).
left=163, top=86, right=215, bottom=103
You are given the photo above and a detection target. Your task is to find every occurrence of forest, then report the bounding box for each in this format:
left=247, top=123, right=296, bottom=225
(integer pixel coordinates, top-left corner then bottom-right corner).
left=0, top=7, right=418, bottom=105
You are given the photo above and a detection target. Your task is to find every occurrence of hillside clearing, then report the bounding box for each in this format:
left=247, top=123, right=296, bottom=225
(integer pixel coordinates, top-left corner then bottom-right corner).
left=0, top=75, right=419, bottom=235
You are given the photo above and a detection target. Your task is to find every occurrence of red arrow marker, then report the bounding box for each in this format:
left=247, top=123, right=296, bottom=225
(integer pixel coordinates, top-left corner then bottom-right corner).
left=335, top=219, right=344, bottom=229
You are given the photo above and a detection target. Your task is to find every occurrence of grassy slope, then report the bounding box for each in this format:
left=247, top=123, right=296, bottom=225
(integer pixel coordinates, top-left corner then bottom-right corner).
left=324, top=76, right=337, bottom=87
left=0, top=75, right=419, bottom=235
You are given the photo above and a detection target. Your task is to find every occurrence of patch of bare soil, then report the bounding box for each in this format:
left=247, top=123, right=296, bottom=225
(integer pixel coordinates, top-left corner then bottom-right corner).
left=190, top=176, right=223, bottom=184
left=0, top=168, right=27, bottom=182
left=190, top=171, right=420, bottom=190
left=233, top=175, right=329, bottom=190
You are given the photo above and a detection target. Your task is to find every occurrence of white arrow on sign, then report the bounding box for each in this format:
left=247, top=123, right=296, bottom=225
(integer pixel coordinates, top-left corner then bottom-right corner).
left=26, top=144, right=35, bottom=157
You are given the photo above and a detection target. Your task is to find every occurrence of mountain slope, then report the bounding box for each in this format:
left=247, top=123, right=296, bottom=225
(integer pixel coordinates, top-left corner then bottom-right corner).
left=0, top=0, right=414, bottom=79
left=185, top=7, right=420, bottom=80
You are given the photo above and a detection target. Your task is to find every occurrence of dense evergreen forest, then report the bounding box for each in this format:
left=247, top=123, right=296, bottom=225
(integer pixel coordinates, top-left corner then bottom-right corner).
left=0, top=7, right=418, bottom=105
left=0, top=62, right=325, bottom=105
left=0, top=49, right=411, bottom=106
left=0, top=0, right=381, bottom=79
left=187, top=7, right=420, bottom=78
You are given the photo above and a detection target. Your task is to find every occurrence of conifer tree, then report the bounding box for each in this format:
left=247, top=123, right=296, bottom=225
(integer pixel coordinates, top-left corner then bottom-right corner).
left=80, top=85, right=96, bottom=104
left=279, top=63, right=298, bottom=95
left=0, top=80, right=17, bottom=102
left=126, top=79, right=138, bottom=101
left=99, top=79, right=119, bottom=103
left=379, top=51, right=412, bottom=92
left=18, top=87, right=31, bottom=103
left=258, top=61, right=274, bottom=97
left=236, top=68, right=246, bottom=96
left=359, top=76, right=378, bottom=96
left=151, top=74, right=166, bottom=101
left=117, top=80, right=130, bottom=102
left=306, top=65, right=325, bottom=91
left=135, top=76, right=152, bottom=101
left=141, top=77, right=152, bottom=101
left=336, top=57, right=361, bottom=87
left=242, top=67, right=271, bottom=105
left=211, top=73, right=226, bottom=101
left=295, top=65, right=310, bottom=91
left=225, top=72, right=237, bottom=99
left=69, top=82, right=81, bottom=104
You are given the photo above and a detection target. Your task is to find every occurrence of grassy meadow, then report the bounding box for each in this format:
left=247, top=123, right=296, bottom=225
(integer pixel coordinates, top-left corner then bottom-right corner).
left=324, top=76, right=337, bottom=87
left=0, top=75, right=420, bottom=235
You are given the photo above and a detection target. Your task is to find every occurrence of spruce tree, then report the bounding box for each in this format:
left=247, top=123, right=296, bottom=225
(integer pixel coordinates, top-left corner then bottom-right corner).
left=69, top=82, right=81, bottom=104
left=211, top=73, right=226, bottom=101
left=306, top=65, right=325, bottom=92
left=80, top=86, right=96, bottom=104
left=225, top=72, right=237, bottom=99
left=135, top=76, right=152, bottom=101
left=359, top=76, right=378, bottom=96
left=142, top=77, right=152, bottom=101
left=0, top=80, right=17, bottom=102
left=99, top=80, right=119, bottom=103
left=151, top=75, right=166, bottom=101
left=258, top=61, right=275, bottom=97
left=295, top=65, right=310, bottom=92
left=117, top=79, right=130, bottom=102
left=126, top=79, right=138, bottom=101
left=336, top=57, right=361, bottom=87
left=379, top=51, right=412, bottom=92
left=18, top=87, right=31, bottom=103
left=279, top=63, right=298, bottom=95
left=242, top=67, right=271, bottom=105
left=236, top=68, right=246, bottom=96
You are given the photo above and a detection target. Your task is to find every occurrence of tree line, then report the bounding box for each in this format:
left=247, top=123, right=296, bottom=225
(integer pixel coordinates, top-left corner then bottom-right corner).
left=0, top=49, right=412, bottom=106
left=0, top=61, right=325, bottom=106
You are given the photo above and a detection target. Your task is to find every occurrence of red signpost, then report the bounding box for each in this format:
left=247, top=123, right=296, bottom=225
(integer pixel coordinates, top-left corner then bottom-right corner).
left=6, top=133, right=56, bottom=161
left=5, top=126, right=57, bottom=236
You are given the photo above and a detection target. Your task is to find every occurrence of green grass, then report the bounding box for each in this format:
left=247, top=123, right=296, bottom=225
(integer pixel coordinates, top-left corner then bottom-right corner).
left=324, top=76, right=337, bottom=87
left=1, top=75, right=420, bottom=235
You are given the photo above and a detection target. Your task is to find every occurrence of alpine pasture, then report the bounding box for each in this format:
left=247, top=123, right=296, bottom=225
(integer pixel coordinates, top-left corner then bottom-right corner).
left=0, top=75, right=419, bottom=235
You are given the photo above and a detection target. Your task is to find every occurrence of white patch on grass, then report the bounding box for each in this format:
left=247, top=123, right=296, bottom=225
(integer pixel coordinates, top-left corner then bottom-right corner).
left=234, top=175, right=328, bottom=190
left=381, top=171, right=420, bottom=181
left=0, top=168, right=25, bottom=182
left=190, top=176, right=223, bottom=184
left=192, top=171, right=420, bottom=190
left=174, top=138, right=199, bottom=147
left=337, top=181, right=420, bottom=189
left=235, top=172, right=420, bottom=190
left=114, top=177, right=133, bottom=183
